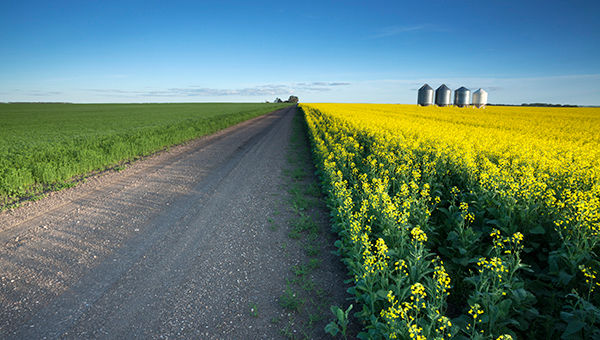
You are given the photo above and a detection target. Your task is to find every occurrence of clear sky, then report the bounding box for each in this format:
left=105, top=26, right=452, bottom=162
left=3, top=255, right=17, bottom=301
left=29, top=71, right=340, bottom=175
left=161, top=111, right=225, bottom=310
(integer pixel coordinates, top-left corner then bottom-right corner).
left=1, top=0, right=599, bottom=105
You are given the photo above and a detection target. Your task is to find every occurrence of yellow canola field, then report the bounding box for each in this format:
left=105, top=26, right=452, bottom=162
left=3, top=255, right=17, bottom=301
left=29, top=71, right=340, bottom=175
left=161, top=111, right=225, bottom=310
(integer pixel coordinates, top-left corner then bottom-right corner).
left=305, top=104, right=600, bottom=252
left=301, top=103, right=600, bottom=338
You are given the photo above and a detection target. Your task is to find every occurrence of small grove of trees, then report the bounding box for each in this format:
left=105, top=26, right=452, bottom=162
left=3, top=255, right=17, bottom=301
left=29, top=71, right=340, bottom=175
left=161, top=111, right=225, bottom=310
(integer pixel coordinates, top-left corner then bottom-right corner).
left=489, top=103, right=579, bottom=107
left=521, top=102, right=578, bottom=107
left=273, top=96, right=299, bottom=104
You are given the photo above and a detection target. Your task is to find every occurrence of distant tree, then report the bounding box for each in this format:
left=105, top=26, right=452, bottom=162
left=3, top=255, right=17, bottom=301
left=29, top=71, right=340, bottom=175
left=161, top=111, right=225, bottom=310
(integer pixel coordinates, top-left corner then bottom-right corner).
left=274, top=97, right=283, bottom=103
left=286, top=95, right=299, bottom=103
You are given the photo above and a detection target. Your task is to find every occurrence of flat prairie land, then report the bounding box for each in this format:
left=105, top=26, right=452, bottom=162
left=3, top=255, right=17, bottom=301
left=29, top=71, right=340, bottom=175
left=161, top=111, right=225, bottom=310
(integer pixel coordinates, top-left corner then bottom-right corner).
left=0, top=102, right=290, bottom=207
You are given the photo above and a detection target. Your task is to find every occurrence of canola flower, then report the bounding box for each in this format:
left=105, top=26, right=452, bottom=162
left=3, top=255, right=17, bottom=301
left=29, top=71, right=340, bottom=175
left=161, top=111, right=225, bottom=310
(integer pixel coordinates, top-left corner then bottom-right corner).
left=467, top=303, right=485, bottom=335
left=433, top=262, right=451, bottom=297
left=580, top=265, right=600, bottom=294
left=408, top=324, right=426, bottom=340
left=477, top=256, right=509, bottom=282
left=436, top=316, right=453, bottom=339
left=459, top=202, right=475, bottom=224
left=380, top=286, right=437, bottom=340
left=411, top=226, right=428, bottom=243
left=496, top=335, right=513, bottom=340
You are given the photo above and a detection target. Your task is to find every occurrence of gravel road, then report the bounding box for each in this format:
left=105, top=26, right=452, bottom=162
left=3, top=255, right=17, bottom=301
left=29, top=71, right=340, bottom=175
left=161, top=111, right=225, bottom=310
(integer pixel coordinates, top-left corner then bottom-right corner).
left=0, top=105, right=349, bottom=339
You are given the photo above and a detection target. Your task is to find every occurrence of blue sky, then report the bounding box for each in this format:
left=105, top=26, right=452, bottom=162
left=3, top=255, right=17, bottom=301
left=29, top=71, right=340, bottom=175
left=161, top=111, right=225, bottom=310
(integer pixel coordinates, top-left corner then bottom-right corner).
left=1, top=0, right=599, bottom=104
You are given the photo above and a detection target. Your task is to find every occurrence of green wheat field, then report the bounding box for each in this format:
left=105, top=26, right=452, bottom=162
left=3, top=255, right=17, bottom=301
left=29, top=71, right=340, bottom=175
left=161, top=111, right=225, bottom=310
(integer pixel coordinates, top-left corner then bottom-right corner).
left=0, top=102, right=290, bottom=207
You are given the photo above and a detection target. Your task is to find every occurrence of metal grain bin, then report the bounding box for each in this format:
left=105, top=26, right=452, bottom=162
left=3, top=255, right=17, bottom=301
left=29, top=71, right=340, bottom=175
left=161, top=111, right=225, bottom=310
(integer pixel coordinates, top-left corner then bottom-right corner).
left=417, top=84, right=434, bottom=106
left=454, top=86, right=471, bottom=107
left=472, top=88, right=488, bottom=108
left=435, top=84, right=451, bottom=106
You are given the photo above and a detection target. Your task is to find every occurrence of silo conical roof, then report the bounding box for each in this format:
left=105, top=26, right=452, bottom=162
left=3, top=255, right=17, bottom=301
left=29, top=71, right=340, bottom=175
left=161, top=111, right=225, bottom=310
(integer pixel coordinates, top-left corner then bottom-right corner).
left=435, top=84, right=451, bottom=106
left=472, top=88, right=488, bottom=108
left=454, top=86, right=471, bottom=107
left=417, top=84, right=434, bottom=106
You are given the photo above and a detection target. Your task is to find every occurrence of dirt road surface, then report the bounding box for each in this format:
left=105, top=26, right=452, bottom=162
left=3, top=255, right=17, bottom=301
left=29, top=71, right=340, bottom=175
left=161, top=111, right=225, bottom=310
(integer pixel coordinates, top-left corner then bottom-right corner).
left=0, top=106, right=349, bottom=339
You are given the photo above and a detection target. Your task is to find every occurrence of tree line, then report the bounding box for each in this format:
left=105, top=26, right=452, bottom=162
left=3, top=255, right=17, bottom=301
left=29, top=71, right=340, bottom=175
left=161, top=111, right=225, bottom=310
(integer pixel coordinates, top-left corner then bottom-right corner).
left=267, top=96, right=298, bottom=104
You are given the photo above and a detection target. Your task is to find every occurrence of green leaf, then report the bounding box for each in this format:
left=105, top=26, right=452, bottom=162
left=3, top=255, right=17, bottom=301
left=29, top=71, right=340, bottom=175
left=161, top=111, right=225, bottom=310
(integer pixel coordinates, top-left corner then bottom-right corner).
left=334, top=240, right=342, bottom=249
left=438, top=246, right=451, bottom=257
left=497, top=299, right=513, bottom=316
left=438, top=207, right=450, bottom=217
left=357, top=331, right=371, bottom=340
left=376, top=289, right=388, bottom=299
left=485, top=219, right=500, bottom=227
left=529, top=225, right=546, bottom=235
left=336, top=307, right=345, bottom=322
left=511, top=288, right=530, bottom=302
left=558, top=270, right=575, bottom=285
left=562, top=320, right=586, bottom=338
left=324, top=322, right=339, bottom=336
left=457, top=257, right=471, bottom=266
left=515, top=317, right=530, bottom=331
left=447, top=231, right=459, bottom=242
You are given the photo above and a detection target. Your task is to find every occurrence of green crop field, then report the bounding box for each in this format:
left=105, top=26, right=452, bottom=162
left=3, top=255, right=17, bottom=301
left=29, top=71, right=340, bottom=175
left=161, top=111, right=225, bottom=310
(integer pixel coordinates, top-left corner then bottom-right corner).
left=0, top=102, right=291, bottom=207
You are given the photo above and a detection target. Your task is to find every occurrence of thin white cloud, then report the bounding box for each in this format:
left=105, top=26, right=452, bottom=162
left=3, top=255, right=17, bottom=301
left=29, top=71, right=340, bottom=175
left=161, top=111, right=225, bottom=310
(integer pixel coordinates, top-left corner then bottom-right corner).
left=371, top=24, right=437, bottom=38
left=297, top=82, right=351, bottom=87
left=85, top=82, right=352, bottom=98
left=2, top=89, right=63, bottom=96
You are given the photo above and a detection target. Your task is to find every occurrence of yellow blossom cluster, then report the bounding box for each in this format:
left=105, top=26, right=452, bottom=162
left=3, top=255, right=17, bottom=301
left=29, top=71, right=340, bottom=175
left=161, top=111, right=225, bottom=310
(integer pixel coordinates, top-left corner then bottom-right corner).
left=408, top=324, right=426, bottom=340
left=433, top=262, right=451, bottom=297
left=496, top=335, right=514, bottom=340
left=459, top=202, right=475, bottom=224
left=360, top=233, right=389, bottom=278
left=411, top=226, right=428, bottom=243
left=467, top=303, right=485, bottom=331
left=490, top=229, right=524, bottom=255
left=380, top=288, right=430, bottom=340
left=436, top=316, right=452, bottom=338
left=580, top=265, right=600, bottom=293
left=394, top=259, right=409, bottom=277
left=477, top=256, right=509, bottom=281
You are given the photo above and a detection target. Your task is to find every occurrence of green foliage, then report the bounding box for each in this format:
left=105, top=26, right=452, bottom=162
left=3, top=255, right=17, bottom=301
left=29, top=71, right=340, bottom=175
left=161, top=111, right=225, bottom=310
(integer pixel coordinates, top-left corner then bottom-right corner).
left=0, top=102, right=290, bottom=207
left=325, top=304, right=353, bottom=339
left=280, top=283, right=303, bottom=312
left=560, top=292, right=600, bottom=339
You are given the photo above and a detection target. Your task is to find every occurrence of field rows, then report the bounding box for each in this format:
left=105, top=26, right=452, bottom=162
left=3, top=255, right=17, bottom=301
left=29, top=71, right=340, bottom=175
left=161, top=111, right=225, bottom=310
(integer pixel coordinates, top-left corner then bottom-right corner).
left=0, top=103, right=290, bottom=208
left=301, top=103, right=600, bottom=339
